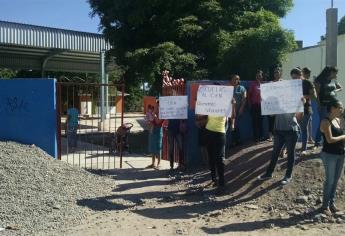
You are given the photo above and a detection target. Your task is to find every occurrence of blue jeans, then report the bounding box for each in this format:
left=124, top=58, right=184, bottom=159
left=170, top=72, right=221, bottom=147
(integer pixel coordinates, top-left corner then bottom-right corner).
left=265, top=130, right=299, bottom=178
left=300, top=113, right=311, bottom=151
left=67, top=127, right=78, bottom=148
left=321, top=152, right=344, bottom=208
left=315, top=106, right=328, bottom=146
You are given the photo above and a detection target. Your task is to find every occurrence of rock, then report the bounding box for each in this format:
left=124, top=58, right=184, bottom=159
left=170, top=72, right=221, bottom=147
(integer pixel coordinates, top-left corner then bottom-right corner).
left=296, top=196, right=308, bottom=204
left=244, top=204, right=259, bottom=210
left=52, top=204, right=61, bottom=210
left=0, top=228, right=5, bottom=232
left=266, top=223, right=275, bottom=229
left=209, top=210, right=222, bottom=217
left=296, top=224, right=309, bottom=230
left=334, top=211, right=345, bottom=217
left=6, top=225, right=20, bottom=230
left=315, top=197, right=322, bottom=205
left=336, top=218, right=344, bottom=224
left=303, top=189, right=312, bottom=195
left=268, top=206, right=274, bottom=212
left=319, top=213, right=328, bottom=219
left=146, top=226, right=156, bottom=229
left=288, top=210, right=300, bottom=216
left=314, top=161, right=322, bottom=167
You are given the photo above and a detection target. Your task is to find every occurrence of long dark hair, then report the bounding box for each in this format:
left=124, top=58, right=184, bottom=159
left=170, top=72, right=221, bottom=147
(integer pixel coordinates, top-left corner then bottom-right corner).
left=315, top=66, right=338, bottom=83
left=326, top=99, right=342, bottom=113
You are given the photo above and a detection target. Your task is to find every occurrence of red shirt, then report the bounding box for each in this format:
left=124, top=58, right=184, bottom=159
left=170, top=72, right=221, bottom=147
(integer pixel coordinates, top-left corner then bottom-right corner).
left=248, top=80, right=261, bottom=105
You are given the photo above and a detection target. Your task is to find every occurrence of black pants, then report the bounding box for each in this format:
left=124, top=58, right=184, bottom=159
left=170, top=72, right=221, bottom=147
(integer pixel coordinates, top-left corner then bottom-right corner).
left=206, top=129, right=225, bottom=186
left=251, top=104, right=263, bottom=141
left=168, top=131, right=183, bottom=169
left=268, top=115, right=275, bottom=134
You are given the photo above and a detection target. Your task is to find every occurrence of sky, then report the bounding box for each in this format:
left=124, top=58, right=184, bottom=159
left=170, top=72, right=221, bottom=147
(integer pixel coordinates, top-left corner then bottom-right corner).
left=280, top=0, right=345, bottom=47
left=0, top=0, right=344, bottom=47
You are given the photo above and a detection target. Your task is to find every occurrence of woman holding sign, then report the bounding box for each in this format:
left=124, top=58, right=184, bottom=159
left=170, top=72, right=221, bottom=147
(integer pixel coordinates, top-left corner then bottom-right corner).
left=205, top=115, right=227, bottom=188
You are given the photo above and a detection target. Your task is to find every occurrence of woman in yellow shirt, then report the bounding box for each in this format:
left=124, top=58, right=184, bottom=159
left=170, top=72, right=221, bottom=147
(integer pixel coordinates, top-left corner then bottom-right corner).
left=205, top=116, right=227, bottom=188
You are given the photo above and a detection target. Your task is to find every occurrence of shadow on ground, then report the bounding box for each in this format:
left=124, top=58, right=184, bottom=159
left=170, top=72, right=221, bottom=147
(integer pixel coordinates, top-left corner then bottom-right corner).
left=78, top=141, right=322, bottom=223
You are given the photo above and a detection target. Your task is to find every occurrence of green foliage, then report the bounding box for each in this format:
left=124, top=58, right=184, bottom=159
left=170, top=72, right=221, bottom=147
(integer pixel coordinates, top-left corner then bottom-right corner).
left=89, top=0, right=295, bottom=104
left=0, top=68, right=16, bottom=79
left=125, top=85, right=144, bottom=112
left=339, top=15, right=345, bottom=35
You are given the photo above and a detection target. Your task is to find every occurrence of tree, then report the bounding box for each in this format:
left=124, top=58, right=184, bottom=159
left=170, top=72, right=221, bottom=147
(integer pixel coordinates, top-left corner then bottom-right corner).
left=89, top=0, right=295, bottom=96
left=0, top=68, right=16, bottom=79
left=339, top=15, right=345, bottom=35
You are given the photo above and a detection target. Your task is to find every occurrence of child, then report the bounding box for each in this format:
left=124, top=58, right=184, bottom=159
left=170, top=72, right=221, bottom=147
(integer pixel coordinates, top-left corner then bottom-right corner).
left=145, top=105, right=155, bottom=133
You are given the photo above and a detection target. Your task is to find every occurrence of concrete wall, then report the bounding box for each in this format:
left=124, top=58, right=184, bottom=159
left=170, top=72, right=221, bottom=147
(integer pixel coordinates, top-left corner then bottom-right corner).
left=282, top=34, right=345, bottom=104
left=0, top=79, right=57, bottom=158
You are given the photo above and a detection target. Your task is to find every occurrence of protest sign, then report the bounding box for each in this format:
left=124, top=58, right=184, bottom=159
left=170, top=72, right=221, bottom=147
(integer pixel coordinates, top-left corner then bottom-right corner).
left=195, top=85, right=233, bottom=117
left=261, top=80, right=303, bottom=115
left=159, top=96, right=188, bottom=119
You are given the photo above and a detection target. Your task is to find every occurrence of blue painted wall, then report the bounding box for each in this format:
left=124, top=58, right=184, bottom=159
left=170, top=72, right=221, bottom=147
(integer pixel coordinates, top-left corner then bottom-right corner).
left=0, top=79, right=57, bottom=158
left=185, top=80, right=320, bottom=168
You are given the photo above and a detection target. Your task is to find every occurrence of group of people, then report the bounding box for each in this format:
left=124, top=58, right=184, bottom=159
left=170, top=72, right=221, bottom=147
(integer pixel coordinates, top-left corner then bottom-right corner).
left=196, top=65, right=344, bottom=215
left=145, top=101, right=185, bottom=170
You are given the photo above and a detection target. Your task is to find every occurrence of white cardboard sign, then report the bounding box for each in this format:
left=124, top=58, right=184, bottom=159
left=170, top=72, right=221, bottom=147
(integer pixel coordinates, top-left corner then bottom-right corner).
left=159, top=96, right=188, bottom=119
left=261, top=80, right=304, bottom=115
left=195, top=85, right=233, bottom=117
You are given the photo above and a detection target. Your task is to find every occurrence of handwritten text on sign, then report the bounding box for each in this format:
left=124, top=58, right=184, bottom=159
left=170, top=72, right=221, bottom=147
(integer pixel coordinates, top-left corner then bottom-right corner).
left=261, top=80, right=303, bottom=115
left=195, top=85, right=234, bottom=117
left=159, top=96, right=188, bottom=119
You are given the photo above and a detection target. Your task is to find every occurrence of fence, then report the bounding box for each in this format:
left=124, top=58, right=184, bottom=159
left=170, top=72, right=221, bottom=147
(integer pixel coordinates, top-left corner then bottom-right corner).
left=57, top=82, right=127, bottom=169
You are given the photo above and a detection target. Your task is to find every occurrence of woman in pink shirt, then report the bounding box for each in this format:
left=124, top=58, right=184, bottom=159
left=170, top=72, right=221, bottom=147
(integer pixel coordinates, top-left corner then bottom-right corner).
left=248, top=70, right=264, bottom=142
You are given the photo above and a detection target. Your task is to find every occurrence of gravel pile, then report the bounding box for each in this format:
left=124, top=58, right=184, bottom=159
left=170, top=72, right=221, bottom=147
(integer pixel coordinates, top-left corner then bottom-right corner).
left=0, top=141, right=115, bottom=235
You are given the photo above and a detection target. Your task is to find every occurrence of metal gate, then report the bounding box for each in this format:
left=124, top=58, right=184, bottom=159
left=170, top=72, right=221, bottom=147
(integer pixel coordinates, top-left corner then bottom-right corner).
left=57, top=82, right=126, bottom=169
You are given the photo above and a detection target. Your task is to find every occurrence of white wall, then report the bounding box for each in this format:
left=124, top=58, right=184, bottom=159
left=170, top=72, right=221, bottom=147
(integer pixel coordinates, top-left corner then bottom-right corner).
left=282, top=34, right=345, bottom=104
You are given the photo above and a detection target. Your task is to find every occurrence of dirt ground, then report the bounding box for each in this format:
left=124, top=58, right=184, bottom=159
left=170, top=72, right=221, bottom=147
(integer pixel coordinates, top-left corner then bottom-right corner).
left=44, top=141, right=345, bottom=236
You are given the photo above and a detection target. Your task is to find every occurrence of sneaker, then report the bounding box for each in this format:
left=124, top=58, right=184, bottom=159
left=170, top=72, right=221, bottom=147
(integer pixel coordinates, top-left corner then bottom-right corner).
left=281, top=177, right=291, bottom=185
left=257, top=173, right=272, bottom=181
left=215, top=186, right=226, bottom=195
left=330, top=204, right=340, bottom=213
left=320, top=207, right=332, bottom=216
left=299, top=150, right=308, bottom=156
left=296, top=151, right=308, bottom=158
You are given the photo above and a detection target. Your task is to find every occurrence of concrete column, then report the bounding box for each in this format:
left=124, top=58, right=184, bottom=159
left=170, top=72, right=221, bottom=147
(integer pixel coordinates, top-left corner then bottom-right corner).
left=100, top=49, right=105, bottom=121
left=326, top=8, right=338, bottom=66
left=105, top=73, right=109, bottom=118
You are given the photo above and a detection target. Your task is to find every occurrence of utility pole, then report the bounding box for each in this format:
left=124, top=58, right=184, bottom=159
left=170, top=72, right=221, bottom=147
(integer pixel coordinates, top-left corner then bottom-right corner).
left=326, top=5, right=338, bottom=66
